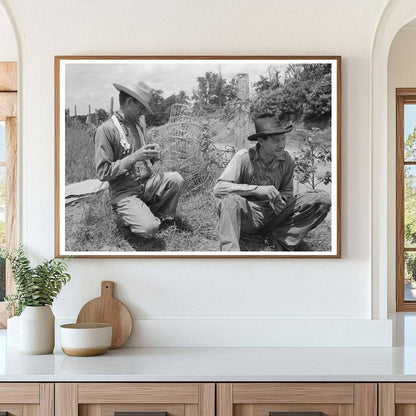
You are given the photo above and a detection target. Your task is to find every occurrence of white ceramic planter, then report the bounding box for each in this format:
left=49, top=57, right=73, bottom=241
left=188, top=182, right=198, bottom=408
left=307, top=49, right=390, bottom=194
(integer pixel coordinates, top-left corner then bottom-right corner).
left=19, top=305, right=55, bottom=354
left=6, top=315, right=20, bottom=347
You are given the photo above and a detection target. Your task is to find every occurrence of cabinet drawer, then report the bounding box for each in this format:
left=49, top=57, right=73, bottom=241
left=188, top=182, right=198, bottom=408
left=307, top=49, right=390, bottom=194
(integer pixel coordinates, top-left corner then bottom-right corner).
left=0, top=383, right=53, bottom=416
left=0, top=383, right=39, bottom=403
left=379, top=383, right=416, bottom=416
left=217, top=383, right=376, bottom=416
left=78, top=383, right=200, bottom=404
left=56, top=383, right=215, bottom=416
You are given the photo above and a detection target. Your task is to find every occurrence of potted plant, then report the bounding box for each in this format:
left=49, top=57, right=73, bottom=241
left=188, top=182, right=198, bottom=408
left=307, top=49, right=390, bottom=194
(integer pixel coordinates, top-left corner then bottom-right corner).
left=2, top=245, right=71, bottom=354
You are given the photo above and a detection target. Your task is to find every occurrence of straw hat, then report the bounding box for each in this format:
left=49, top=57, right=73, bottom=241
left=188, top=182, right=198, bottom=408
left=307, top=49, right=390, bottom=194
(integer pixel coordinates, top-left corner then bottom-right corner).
left=113, top=79, right=155, bottom=115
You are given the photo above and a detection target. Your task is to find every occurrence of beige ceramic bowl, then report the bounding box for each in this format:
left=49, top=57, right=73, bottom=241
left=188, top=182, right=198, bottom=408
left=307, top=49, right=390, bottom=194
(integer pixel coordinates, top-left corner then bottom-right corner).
left=60, top=323, right=112, bottom=356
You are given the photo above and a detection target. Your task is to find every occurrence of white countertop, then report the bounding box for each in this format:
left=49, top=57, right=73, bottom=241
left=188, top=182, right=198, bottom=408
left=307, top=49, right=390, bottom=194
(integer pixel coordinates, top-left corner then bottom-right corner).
left=1, top=328, right=416, bottom=382
left=3, top=313, right=416, bottom=382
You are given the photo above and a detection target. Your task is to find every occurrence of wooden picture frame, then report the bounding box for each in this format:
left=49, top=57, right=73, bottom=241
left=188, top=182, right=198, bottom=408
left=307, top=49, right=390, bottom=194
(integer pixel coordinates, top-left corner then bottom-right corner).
left=396, top=88, right=416, bottom=311
left=55, top=56, right=341, bottom=258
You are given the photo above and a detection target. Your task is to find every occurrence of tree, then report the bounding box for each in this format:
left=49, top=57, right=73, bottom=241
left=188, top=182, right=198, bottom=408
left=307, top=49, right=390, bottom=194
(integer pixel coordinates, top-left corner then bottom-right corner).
left=404, top=128, right=416, bottom=281
left=294, top=128, right=331, bottom=191
left=176, top=90, right=190, bottom=105
left=146, top=89, right=191, bottom=126
left=285, top=63, right=331, bottom=83
left=404, top=128, right=416, bottom=246
left=192, top=71, right=236, bottom=113
left=253, top=72, right=281, bottom=93
left=405, top=253, right=416, bottom=281
left=147, top=89, right=169, bottom=126
left=251, top=63, right=332, bottom=125
left=405, top=166, right=416, bottom=245
left=405, top=126, right=416, bottom=161
left=284, top=64, right=304, bottom=83
left=254, top=75, right=270, bottom=93
left=303, top=72, right=332, bottom=123
left=251, top=79, right=305, bottom=123
left=163, top=91, right=191, bottom=119
left=95, top=108, right=109, bottom=125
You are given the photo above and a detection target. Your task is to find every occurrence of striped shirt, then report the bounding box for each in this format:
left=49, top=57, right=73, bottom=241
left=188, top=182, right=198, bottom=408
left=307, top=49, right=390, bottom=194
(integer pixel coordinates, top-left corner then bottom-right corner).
left=213, top=143, right=294, bottom=203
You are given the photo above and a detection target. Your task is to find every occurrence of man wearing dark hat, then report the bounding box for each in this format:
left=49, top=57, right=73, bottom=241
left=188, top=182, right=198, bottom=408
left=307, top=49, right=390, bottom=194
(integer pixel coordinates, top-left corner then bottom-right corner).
left=95, top=79, right=184, bottom=239
left=213, top=113, right=331, bottom=251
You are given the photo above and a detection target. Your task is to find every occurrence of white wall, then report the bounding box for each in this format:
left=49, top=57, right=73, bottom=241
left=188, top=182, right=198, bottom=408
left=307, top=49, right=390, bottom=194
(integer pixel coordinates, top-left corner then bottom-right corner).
left=0, top=0, right=393, bottom=346
left=0, top=3, right=17, bottom=61
left=387, top=25, right=416, bottom=312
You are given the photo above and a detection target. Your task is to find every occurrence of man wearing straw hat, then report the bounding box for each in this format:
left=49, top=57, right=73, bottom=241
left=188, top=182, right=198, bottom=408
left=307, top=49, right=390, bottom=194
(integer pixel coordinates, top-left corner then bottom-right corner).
left=95, top=79, right=184, bottom=239
left=213, top=113, right=331, bottom=251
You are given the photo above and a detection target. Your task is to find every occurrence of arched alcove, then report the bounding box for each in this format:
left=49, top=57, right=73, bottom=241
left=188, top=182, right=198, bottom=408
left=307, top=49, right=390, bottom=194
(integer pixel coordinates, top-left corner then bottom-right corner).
left=371, top=0, right=416, bottom=319
left=387, top=19, right=416, bottom=313
left=0, top=2, right=17, bottom=61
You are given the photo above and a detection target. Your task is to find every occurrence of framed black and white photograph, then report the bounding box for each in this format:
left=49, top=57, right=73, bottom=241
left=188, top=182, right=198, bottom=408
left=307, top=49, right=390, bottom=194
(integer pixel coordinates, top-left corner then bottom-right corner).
left=55, top=56, right=341, bottom=258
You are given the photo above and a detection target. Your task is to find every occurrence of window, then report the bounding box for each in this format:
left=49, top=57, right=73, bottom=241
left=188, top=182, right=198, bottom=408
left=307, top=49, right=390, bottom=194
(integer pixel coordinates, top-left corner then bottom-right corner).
left=0, top=121, right=5, bottom=301
left=0, top=62, right=17, bottom=327
left=397, top=89, right=416, bottom=310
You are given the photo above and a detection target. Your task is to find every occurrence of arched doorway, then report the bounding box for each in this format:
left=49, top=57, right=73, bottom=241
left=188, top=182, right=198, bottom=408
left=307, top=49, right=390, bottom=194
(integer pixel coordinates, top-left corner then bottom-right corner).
left=371, top=0, right=416, bottom=319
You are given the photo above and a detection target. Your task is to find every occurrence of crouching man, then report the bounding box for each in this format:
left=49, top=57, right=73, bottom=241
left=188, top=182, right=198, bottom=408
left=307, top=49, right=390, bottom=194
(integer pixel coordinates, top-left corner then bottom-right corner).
left=95, top=79, right=184, bottom=239
left=213, top=113, right=331, bottom=251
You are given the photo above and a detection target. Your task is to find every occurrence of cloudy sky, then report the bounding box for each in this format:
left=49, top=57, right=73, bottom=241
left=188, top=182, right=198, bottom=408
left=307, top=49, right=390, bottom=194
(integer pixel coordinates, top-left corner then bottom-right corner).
left=63, top=59, right=299, bottom=116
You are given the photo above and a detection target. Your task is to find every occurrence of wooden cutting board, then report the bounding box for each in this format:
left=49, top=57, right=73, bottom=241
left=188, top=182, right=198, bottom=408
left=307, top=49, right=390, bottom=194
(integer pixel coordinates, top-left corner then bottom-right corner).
left=76, top=281, right=133, bottom=349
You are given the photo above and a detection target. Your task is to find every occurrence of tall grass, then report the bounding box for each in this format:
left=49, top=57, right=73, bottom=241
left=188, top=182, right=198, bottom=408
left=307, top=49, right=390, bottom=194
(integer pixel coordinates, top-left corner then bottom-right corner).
left=65, top=188, right=331, bottom=253
left=64, top=125, right=331, bottom=252
left=65, top=190, right=220, bottom=252
left=65, top=125, right=96, bottom=184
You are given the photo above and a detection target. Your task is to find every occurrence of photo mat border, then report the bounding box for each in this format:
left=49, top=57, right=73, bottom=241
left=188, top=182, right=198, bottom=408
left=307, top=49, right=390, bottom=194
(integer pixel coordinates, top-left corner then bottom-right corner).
left=54, top=55, right=342, bottom=258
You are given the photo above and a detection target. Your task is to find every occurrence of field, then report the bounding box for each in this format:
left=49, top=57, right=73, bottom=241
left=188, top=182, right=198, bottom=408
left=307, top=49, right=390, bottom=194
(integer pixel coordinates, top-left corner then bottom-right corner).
left=64, top=122, right=331, bottom=253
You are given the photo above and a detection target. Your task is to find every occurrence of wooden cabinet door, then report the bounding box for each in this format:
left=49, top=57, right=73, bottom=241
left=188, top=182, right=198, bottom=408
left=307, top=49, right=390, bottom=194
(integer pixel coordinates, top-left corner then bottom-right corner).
left=0, top=383, right=53, bottom=416
left=56, top=383, right=215, bottom=416
left=217, top=383, right=377, bottom=416
left=378, top=383, right=416, bottom=416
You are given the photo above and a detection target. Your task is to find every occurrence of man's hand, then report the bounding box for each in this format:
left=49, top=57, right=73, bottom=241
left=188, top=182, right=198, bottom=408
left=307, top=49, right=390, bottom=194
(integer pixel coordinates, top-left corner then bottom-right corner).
left=149, top=143, right=161, bottom=164
left=131, top=144, right=160, bottom=162
left=253, top=185, right=285, bottom=207
left=121, top=144, right=161, bottom=171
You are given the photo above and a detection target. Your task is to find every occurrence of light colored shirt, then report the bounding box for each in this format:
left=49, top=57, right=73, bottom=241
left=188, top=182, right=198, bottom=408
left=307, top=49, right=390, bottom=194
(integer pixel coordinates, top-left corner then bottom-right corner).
left=95, top=111, right=152, bottom=204
left=213, top=143, right=294, bottom=202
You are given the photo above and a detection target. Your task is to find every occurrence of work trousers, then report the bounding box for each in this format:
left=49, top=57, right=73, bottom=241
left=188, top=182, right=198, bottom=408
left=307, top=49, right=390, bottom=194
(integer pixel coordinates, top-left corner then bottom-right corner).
left=217, top=191, right=331, bottom=251
left=115, top=172, right=184, bottom=238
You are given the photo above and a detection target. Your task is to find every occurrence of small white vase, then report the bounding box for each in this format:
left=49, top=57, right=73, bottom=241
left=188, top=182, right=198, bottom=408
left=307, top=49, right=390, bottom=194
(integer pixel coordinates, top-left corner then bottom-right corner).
left=19, top=306, right=55, bottom=354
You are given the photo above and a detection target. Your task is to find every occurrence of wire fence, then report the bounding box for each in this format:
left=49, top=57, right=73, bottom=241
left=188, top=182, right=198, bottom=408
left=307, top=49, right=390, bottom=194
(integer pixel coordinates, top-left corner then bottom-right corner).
left=148, top=104, right=236, bottom=196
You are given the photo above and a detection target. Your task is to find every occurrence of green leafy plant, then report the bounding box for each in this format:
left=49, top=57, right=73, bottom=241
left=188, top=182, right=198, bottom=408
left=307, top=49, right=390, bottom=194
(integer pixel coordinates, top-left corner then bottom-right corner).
left=294, top=128, right=332, bottom=191
left=2, top=245, right=71, bottom=316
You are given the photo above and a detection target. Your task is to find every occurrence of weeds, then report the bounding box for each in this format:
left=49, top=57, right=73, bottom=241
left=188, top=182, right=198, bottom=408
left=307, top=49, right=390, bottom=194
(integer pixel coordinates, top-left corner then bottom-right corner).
left=64, top=125, right=331, bottom=252
left=65, top=189, right=331, bottom=253
left=65, top=126, right=96, bottom=184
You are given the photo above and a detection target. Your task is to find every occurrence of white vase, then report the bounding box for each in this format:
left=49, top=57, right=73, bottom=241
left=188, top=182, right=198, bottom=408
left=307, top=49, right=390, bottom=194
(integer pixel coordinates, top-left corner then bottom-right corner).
left=19, top=306, right=55, bottom=354
left=6, top=315, right=20, bottom=347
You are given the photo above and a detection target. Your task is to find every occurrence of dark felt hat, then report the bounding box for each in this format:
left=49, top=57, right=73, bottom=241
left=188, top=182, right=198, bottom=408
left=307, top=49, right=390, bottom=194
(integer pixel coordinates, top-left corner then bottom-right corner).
left=247, top=114, right=293, bottom=141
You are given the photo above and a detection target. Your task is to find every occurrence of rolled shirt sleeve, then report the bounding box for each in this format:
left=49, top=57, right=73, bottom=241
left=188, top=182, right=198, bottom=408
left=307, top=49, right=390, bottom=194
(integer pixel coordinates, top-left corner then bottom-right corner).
left=213, top=147, right=295, bottom=201
left=213, top=150, right=258, bottom=197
